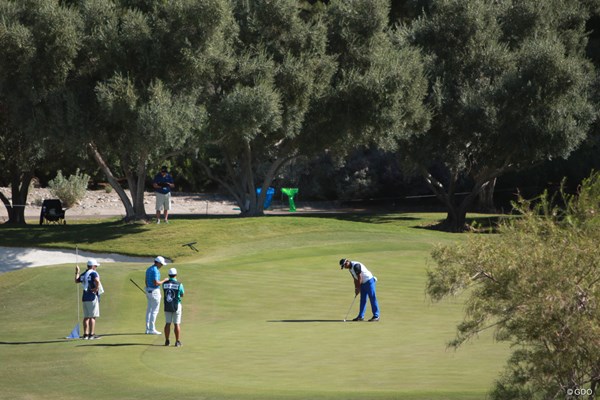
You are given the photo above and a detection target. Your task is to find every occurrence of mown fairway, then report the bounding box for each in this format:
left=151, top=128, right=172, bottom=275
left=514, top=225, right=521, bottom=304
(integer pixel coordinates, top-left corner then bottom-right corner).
left=0, top=213, right=509, bottom=399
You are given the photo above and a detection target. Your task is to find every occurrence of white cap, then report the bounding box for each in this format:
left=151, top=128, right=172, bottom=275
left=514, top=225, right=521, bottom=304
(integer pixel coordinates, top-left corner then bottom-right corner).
left=154, top=256, right=167, bottom=265
left=87, top=259, right=100, bottom=267
left=168, top=268, right=177, bottom=276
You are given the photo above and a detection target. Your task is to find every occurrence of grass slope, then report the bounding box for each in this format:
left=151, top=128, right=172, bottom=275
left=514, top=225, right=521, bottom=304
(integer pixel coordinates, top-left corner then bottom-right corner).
left=0, top=213, right=508, bottom=399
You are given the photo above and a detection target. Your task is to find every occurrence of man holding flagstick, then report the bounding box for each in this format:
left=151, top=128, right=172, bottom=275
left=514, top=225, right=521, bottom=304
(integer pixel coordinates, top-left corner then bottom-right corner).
left=75, top=259, right=102, bottom=339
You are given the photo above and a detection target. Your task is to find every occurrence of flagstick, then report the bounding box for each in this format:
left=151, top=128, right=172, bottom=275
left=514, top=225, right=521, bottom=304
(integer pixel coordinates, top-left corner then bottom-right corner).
left=76, top=246, right=80, bottom=335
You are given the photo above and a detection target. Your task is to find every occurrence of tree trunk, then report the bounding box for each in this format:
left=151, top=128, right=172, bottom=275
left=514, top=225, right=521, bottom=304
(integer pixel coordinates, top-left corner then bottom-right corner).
left=477, top=177, right=496, bottom=212
left=236, top=143, right=297, bottom=217
left=0, top=191, right=23, bottom=224
left=421, top=167, right=493, bottom=232
left=0, top=173, right=33, bottom=225
left=197, top=142, right=297, bottom=217
left=88, top=142, right=137, bottom=221
left=122, top=157, right=149, bottom=221
left=134, top=159, right=148, bottom=219
left=443, top=202, right=469, bottom=233
left=123, top=170, right=149, bottom=221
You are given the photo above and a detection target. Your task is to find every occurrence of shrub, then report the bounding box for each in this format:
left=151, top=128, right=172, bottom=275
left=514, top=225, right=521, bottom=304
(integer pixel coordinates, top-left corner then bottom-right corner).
left=427, top=171, right=600, bottom=399
left=48, top=169, right=90, bottom=208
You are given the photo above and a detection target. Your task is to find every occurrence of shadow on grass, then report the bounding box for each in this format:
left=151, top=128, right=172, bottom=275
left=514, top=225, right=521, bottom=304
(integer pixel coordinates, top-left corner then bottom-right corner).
left=0, top=219, right=148, bottom=248
left=175, top=212, right=421, bottom=225
left=98, top=332, right=148, bottom=337
left=0, top=340, right=70, bottom=345
left=0, top=332, right=151, bottom=346
left=77, top=343, right=160, bottom=347
left=75, top=332, right=168, bottom=346
left=297, top=213, right=421, bottom=225
left=416, top=215, right=508, bottom=234
left=267, top=319, right=344, bottom=323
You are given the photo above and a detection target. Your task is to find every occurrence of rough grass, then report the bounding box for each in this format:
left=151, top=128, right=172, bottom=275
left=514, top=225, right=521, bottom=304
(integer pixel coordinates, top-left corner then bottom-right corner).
left=0, top=213, right=509, bottom=399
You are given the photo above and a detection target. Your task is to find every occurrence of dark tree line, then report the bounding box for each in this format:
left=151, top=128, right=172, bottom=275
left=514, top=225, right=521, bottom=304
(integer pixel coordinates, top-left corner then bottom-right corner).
left=1, top=0, right=599, bottom=230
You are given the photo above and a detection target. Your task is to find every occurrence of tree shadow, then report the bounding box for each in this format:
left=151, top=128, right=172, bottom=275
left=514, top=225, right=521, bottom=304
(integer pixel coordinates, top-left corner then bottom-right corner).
left=416, top=215, right=508, bottom=234
left=175, top=212, right=420, bottom=225
left=0, top=219, right=147, bottom=248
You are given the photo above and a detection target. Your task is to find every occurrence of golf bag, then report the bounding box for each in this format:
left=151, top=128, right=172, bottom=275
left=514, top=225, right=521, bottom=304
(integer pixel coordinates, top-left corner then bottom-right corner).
left=163, top=281, right=181, bottom=312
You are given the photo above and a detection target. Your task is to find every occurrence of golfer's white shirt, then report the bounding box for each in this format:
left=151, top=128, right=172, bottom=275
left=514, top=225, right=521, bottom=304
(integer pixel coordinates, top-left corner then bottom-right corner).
left=349, top=262, right=374, bottom=283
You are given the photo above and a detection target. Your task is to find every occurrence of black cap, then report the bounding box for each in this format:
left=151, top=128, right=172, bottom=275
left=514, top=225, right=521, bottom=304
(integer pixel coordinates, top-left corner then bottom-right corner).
left=339, top=258, right=347, bottom=269
left=161, top=166, right=168, bottom=172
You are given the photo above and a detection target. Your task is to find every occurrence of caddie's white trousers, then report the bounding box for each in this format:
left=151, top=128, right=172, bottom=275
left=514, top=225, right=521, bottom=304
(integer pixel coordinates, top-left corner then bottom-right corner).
left=145, top=288, right=161, bottom=332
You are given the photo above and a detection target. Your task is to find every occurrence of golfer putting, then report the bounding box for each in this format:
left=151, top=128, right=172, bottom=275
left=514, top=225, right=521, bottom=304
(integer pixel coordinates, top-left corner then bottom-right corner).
left=340, top=258, right=380, bottom=322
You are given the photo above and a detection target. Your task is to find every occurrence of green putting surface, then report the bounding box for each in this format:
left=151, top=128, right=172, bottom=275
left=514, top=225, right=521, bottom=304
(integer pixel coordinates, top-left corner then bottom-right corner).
left=0, top=213, right=509, bottom=399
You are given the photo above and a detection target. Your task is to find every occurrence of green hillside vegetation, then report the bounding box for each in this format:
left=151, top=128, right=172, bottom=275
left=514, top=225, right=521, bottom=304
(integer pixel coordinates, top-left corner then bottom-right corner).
left=0, top=213, right=509, bottom=399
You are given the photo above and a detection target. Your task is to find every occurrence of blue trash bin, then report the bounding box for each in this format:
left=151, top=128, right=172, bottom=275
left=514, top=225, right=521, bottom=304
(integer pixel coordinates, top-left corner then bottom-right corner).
left=256, top=187, right=275, bottom=209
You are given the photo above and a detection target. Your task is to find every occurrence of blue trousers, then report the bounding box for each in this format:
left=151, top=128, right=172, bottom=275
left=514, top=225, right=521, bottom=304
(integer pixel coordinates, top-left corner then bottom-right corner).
left=358, top=278, right=379, bottom=318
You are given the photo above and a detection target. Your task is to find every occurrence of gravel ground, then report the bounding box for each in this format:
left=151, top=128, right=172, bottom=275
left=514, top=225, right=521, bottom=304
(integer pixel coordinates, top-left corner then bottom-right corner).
left=0, top=187, right=345, bottom=222
left=1, top=188, right=246, bottom=221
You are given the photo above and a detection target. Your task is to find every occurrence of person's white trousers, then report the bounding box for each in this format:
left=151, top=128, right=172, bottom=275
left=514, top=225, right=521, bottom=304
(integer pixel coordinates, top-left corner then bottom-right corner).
left=146, top=289, right=161, bottom=332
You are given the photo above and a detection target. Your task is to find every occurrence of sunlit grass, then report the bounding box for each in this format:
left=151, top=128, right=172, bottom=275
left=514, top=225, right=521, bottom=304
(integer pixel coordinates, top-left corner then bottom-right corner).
left=0, top=213, right=509, bottom=399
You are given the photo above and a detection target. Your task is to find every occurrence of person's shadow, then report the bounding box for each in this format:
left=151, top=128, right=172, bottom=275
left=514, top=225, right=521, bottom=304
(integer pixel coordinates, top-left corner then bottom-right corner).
left=267, top=319, right=344, bottom=323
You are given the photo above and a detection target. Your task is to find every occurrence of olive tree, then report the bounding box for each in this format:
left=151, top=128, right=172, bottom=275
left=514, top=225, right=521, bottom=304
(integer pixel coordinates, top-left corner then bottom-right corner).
left=402, top=0, right=596, bottom=232
left=0, top=0, right=82, bottom=224
left=72, top=0, right=229, bottom=221
left=194, top=0, right=336, bottom=216
left=195, top=0, right=429, bottom=216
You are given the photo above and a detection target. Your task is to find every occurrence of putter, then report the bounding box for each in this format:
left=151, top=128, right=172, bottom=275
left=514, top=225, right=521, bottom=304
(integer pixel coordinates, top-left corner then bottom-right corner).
left=129, top=278, right=146, bottom=294
left=344, top=294, right=358, bottom=322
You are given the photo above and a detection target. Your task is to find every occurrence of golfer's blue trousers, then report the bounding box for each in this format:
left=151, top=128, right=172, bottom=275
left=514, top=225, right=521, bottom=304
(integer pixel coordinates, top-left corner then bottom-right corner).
left=358, top=278, right=379, bottom=319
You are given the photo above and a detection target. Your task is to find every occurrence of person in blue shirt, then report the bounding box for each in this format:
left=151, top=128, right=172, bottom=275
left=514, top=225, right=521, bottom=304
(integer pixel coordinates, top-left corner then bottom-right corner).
left=163, top=268, right=185, bottom=347
left=145, top=256, right=169, bottom=334
left=340, top=258, right=380, bottom=321
left=152, top=166, right=174, bottom=224
left=75, top=259, right=102, bottom=339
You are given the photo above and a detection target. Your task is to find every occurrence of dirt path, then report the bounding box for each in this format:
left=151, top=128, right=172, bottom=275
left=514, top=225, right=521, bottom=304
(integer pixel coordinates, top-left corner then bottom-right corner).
left=0, top=188, right=346, bottom=222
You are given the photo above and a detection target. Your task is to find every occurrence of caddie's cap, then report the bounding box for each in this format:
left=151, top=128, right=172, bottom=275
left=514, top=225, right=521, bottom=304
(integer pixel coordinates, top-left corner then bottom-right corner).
left=339, top=258, right=348, bottom=269
left=154, top=256, right=167, bottom=265
left=161, top=166, right=168, bottom=172
left=168, top=268, right=177, bottom=276
left=87, top=259, right=100, bottom=267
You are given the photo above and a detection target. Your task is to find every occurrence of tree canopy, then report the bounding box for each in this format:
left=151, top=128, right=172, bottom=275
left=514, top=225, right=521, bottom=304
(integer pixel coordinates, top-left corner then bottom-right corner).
left=196, top=0, right=428, bottom=215
left=194, top=0, right=335, bottom=215
left=70, top=0, right=226, bottom=220
left=401, top=0, right=597, bottom=231
left=0, top=0, right=82, bottom=223
left=0, top=0, right=598, bottom=229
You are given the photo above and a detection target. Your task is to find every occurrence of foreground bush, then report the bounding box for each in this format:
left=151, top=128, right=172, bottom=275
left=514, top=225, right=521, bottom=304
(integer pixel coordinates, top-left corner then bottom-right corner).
left=427, top=172, right=600, bottom=399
